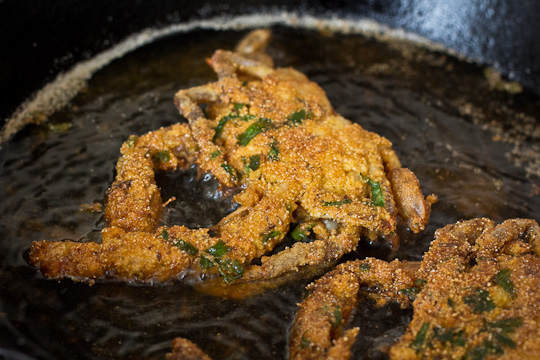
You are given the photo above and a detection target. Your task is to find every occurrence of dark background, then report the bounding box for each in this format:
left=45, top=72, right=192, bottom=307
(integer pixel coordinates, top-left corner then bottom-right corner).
left=1, top=0, right=540, bottom=123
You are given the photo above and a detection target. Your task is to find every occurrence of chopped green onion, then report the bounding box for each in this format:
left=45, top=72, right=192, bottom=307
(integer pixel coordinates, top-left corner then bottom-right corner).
left=199, top=254, right=213, bottom=269
left=494, top=333, right=517, bottom=349
left=466, top=340, right=503, bottom=359
left=158, top=229, right=170, bottom=241
left=198, top=242, right=244, bottom=284
left=300, top=334, right=311, bottom=349
left=49, top=122, right=72, bottom=133
left=487, top=317, right=522, bottom=334
left=323, top=199, right=352, bottom=206
left=154, top=150, right=171, bottom=163
left=247, top=154, right=260, bottom=171
left=213, top=115, right=231, bottom=141
left=360, top=173, right=384, bottom=207
left=263, top=230, right=281, bottom=244
left=411, top=322, right=430, bottom=350
left=221, top=163, right=238, bottom=181
left=291, top=223, right=315, bottom=242
left=400, top=286, right=422, bottom=300
left=494, top=269, right=514, bottom=296
left=174, top=240, right=198, bottom=256
left=286, top=109, right=312, bottom=127
left=464, top=288, right=495, bottom=314
left=359, top=263, right=371, bottom=272
left=205, top=240, right=230, bottom=257
left=432, top=327, right=465, bottom=347
left=268, top=139, right=279, bottom=161
left=126, top=135, right=137, bottom=148
left=218, top=258, right=244, bottom=284
left=237, top=118, right=273, bottom=146
left=332, top=307, right=342, bottom=327
left=233, top=103, right=246, bottom=110
left=241, top=114, right=256, bottom=121
left=210, top=150, right=221, bottom=159
left=291, top=226, right=307, bottom=242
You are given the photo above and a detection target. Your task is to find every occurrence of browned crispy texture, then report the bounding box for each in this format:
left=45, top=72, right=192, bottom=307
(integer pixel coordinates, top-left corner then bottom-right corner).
left=289, top=258, right=419, bottom=360
left=391, top=218, right=540, bottom=360
left=289, top=218, right=540, bottom=360
left=28, top=29, right=432, bottom=288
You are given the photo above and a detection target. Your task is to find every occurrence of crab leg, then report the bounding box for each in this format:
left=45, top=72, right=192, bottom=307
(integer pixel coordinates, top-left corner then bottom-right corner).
left=208, top=50, right=274, bottom=80
left=173, top=49, right=276, bottom=188
left=29, top=190, right=295, bottom=284
left=105, top=123, right=198, bottom=233
left=234, top=28, right=274, bottom=67
left=173, top=84, right=239, bottom=187
left=195, top=225, right=363, bottom=298
left=380, top=146, right=435, bottom=234
left=289, top=258, right=420, bottom=360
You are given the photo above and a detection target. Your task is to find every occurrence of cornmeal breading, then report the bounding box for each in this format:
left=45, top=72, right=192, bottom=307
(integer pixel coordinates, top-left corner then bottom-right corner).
left=289, top=218, right=540, bottom=360
left=29, top=29, right=432, bottom=289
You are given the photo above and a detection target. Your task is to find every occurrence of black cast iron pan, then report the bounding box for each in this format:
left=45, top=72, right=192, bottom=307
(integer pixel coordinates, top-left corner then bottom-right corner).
left=0, top=1, right=539, bottom=360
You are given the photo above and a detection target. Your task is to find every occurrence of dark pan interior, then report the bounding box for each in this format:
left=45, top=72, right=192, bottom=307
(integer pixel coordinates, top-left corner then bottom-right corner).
left=1, top=0, right=540, bottom=122
left=0, top=2, right=539, bottom=360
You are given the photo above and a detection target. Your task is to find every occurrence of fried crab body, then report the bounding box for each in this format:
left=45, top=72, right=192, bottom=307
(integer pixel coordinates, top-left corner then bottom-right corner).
left=289, top=218, right=540, bottom=360
left=28, top=30, right=432, bottom=288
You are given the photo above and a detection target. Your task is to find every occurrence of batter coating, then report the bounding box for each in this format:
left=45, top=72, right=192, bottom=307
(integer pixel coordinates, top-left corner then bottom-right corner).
left=289, top=218, right=540, bottom=359
left=28, top=30, right=432, bottom=289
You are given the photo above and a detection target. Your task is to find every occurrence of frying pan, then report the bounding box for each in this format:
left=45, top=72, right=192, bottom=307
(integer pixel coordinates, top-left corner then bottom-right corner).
left=0, top=1, right=539, bottom=359
left=1, top=0, right=540, bottom=122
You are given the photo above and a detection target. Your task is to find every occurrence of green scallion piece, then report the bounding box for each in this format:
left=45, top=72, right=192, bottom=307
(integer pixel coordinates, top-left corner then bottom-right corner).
left=175, top=240, right=198, bottom=256
left=359, top=263, right=371, bottom=272
left=221, top=163, right=238, bottom=181
left=291, top=226, right=307, bottom=242
left=464, top=288, right=495, bottom=314
left=213, top=115, right=230, bottom=141
left=301, top=335, right=311, bottom=349
left=247, top=154, right=260, bottom=171
left=291, top=223, right=315, bottom=242
left=360, top=173, right=384, bottom=207
left=263, top=230, right=281, bottom=244
left=126, top=135, right=137, bottom=148
left=332, top=307, right=342, bottom=327
left=494, top=268, right=514, bottom=296
left=286, top=109, right=312, bottom=127
left=411, top=322, right=430, bottom=350
left=218, top=258, right=244, bottom=284
left=268, top=139, right=279, bottom=161
left=205, top=240, right=230, bottom=257
left=237, top=118, right=273, bottom=146
left=323, top=199, right=352, bottom=206
left=154, top=150, right=171, bottom=163
left=158, top=229, right=170, bottom=241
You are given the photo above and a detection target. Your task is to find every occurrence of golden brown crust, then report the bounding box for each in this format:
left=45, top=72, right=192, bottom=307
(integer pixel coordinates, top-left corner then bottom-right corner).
left=29, top=29, right=431, bottom=290
left=290, top=218, right=540, bottom=360
left=289, top=258, right=418, bottom=360
left=391, top=218, right=540, bottom=360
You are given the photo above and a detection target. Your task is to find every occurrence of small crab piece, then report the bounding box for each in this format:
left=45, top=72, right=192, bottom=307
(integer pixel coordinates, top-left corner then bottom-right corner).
left=166, top=337, right=212, bottom=360
left=289, top=218, right=540, bottom=360
left=289, top=258, right=419, bottom=360
left=29, top=29, right=432, bottom=289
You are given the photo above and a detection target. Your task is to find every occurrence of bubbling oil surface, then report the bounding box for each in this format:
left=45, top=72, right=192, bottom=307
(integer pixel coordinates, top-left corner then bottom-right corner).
left=0, top=27, right=539, bottom=359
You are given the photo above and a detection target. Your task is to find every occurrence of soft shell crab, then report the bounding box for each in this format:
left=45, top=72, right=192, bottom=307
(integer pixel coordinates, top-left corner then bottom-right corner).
left=289, top=218, right=540, bottom=359
left=29, top=30, right=432, bottom=290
